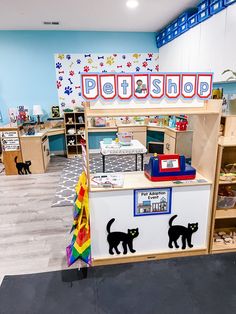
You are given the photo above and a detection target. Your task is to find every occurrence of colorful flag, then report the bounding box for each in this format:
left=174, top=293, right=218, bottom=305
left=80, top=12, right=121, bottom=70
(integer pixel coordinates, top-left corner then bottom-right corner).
left=66, top=171, right=91, bottom=266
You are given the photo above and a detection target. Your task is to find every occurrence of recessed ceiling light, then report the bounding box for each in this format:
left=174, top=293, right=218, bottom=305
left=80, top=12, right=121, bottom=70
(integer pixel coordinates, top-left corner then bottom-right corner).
left=126, top=0, right=139, bottom=9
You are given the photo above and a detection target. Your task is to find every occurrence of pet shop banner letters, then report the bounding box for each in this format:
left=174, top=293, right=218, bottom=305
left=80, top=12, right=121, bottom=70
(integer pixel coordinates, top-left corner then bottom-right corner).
left=81, top=73, right=213, bottom=102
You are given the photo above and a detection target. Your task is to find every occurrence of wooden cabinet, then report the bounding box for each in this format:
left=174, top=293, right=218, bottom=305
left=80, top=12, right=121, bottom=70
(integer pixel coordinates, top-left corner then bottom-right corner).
left=20, top=133, right=50, bottom=173
left=164, top=128, right=193, bottom=157
left=118, top=126, right=147, bottom=147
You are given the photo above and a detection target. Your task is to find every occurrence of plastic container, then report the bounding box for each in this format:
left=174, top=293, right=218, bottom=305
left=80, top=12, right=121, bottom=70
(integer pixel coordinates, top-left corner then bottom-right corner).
left=156, top=33, right=161, bottom=42
left=94, top=117, right=106, bottom=127
left=161, top=37, right=167, bottom=46
left=188, top=13, right=199, bottom=28
left=103, top=138, right=112, bottom=144
left=217, top=190, right=236, bottom=208
left=178, top=9, right=197, bottom=26
left=210, top=0, right=225, bottom=14
left=161, top=30, right=166, bottom=39
left=166, top=33, right=173, bottom=42
left=179, top=22, right=189, bottom=34
left=172, top=19, right=178, bottom=30
left=156, top=39, right=162, bottom=48
left=198, top=8, right=211, bottom=22
left=198, top=0, right=209, bottom=11
left=117, top=132, right=133, bottom=146
left=173, top=27, right=180, bottom=38
left=166, top=24, right=172, bottom=34
left=224, top=0, right=236, bottom=6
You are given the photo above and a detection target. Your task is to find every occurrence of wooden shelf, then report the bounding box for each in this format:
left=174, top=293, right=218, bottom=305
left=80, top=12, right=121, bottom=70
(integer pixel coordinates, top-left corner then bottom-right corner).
left=218, top=136, right=236, bottom=147
left=215, top=207, right=236, bottom=219
left=219, top=180, right=236, bottom=185
left=212, top=241, right=236, bottom=253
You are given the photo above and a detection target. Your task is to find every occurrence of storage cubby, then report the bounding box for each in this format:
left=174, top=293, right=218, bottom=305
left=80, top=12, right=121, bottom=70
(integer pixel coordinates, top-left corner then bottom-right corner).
left=64, top=111, right=86, bottom=158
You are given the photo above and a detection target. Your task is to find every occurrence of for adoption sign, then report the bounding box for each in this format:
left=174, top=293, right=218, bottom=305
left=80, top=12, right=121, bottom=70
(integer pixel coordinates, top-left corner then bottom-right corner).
left=81, top=73, right=212, bottom=101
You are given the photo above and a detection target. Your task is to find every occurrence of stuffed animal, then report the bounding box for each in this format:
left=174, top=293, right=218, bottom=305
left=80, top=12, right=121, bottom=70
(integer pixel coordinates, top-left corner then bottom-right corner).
left=67, top=117, right=74, bottom=124
left=67, top=128, right=76, bottom=135
left=68, top=139, right=75, bottom=146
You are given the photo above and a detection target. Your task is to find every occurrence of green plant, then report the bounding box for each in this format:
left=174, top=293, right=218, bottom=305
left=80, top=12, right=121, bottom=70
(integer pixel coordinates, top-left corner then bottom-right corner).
left=222, top=69, right=236, bottom=81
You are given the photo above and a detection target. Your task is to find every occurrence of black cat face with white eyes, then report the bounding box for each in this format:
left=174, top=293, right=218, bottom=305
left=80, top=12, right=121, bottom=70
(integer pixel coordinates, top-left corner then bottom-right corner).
left=128, top=228, right=139, bottom=238
left=188, top=223, right=198, bottom=232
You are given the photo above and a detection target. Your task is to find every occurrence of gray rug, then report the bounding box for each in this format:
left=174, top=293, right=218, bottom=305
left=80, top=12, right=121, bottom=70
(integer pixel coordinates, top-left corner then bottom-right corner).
left=1, top=253, right=236, bottom=314
left=52, top=154, right=149, bottom=207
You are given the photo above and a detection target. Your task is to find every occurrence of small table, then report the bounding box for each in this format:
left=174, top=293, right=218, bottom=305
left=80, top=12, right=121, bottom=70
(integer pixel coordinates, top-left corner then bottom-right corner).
left=100, top=140, right=147, bottom=173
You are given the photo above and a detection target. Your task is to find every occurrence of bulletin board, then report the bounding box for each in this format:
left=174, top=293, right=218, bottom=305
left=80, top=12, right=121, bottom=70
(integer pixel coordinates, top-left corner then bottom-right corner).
left=54, top=52, right=159, bottom=109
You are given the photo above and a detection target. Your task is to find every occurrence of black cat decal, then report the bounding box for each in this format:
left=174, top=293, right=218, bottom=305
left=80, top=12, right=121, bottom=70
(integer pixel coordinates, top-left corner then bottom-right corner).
left=168, top=215, right=198, bottom=250
left=106, top=218, right=139, bottom=255
left=14, top=156, right=32, bottom=175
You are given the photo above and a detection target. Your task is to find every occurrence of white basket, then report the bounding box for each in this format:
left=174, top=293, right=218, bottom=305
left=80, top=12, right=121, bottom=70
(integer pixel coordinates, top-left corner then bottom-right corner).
left=117, top=132, right=133, bottom=146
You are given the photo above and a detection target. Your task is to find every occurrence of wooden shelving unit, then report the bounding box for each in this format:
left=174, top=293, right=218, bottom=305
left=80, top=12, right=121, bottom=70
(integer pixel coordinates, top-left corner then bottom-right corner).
left=210, top=118, right=236, bottom=253
left=64, top=111, right=86, bottom=158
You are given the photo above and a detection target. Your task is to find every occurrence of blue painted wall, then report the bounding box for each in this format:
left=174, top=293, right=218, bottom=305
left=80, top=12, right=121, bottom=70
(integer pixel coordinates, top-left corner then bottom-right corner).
left=0, top=31, right=157, bottom=151
left=0, top=31, right=157, bottom=125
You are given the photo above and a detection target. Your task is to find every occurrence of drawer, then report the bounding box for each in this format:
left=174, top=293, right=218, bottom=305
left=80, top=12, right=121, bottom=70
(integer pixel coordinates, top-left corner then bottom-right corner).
left=164, top=134, right=176, bottom=154
left=118, top=126, right=147, bottom=133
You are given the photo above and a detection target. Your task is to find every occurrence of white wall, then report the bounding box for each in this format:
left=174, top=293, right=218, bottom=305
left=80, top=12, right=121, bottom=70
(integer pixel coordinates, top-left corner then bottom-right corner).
left=159, top=4, right=236, bottom=82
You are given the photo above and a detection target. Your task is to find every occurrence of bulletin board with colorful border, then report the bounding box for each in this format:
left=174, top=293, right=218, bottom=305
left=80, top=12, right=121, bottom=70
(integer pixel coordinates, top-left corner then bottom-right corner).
left=54, top=53, right=159, bottom=109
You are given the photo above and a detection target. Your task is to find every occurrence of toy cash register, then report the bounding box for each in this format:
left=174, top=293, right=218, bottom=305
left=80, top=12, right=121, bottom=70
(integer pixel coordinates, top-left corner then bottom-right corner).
left=144, top=154, right=196, bottom=181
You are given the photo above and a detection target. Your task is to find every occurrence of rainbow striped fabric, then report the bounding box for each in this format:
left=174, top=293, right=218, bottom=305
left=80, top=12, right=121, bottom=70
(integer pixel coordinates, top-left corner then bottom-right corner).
left=66, top=171, right=91, bottom=266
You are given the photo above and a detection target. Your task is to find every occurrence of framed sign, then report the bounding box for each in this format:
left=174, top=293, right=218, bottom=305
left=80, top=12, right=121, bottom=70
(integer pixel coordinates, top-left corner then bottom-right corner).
left=134, top=188, right=172, bottom=217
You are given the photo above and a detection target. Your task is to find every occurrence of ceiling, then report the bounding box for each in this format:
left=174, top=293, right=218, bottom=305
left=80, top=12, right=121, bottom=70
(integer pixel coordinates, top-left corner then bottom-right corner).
left=0, top=0, right=199, bottom=32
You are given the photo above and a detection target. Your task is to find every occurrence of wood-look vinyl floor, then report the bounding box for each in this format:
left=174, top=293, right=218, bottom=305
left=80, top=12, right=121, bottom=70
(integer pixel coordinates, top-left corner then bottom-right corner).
left=0, top=156, right=78, bottom=285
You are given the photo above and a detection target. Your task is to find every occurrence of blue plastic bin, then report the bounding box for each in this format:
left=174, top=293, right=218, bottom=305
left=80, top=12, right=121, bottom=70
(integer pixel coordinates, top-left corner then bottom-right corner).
left=166, top=24, right=172, bottom=34
left=156, top=33, right=161, bottom=42
left=166, top=33, right=173, bottom=42
left=161, top=30, right=166, bottom=39
left=172, top=19, right=178, bottom=30
left=198, top=0, right=209, bottom=11
left=179, top=22, right=189, bottom=34
left=173, top=28, right=180, bottom=38
left=178, top=9, right=198, bottom=26
left=198, top=8, right=211, bottom=22
left=156, top=40, right=162, bottom=48
left=224, top=0, right=236, bottom=5
left=188, top=13, right=199, bottom=28
left=161, top=37, right=167, bottom=46
left=210, top=0, right=225, bottom=14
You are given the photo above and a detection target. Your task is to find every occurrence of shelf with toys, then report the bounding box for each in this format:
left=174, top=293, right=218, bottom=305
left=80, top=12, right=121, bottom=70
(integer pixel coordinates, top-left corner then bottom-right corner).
left=64, top=109, right=86, bottom=158
left=210, top=138, right=236, bottom=253
left=81, top=99, right=222, bottom=266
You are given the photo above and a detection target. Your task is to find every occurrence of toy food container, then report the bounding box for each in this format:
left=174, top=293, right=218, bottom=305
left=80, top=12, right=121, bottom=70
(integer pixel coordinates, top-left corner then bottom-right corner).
left=117, top=132, right=133, bottom=145
left=103, top=138, right=112, bottom=144
left=94, top=117, right=106, bottom=127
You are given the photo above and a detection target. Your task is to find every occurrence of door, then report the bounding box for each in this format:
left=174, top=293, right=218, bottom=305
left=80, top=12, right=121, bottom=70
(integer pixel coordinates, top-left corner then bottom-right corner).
left=164, top=134, right=176, bottom=154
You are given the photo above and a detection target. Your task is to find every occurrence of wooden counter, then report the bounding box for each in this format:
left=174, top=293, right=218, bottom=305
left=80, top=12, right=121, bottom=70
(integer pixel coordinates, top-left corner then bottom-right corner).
left=90, top=171, right=211, bottom=192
